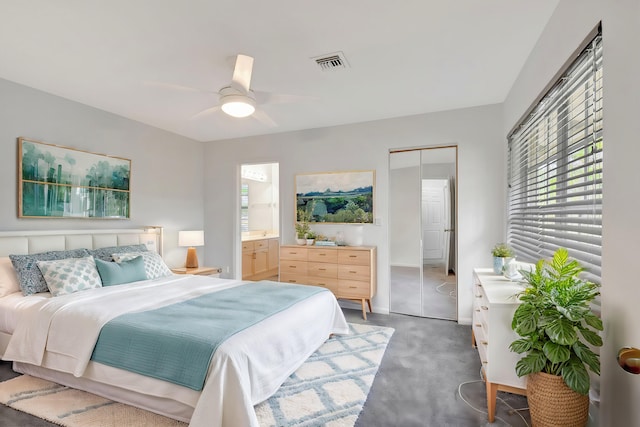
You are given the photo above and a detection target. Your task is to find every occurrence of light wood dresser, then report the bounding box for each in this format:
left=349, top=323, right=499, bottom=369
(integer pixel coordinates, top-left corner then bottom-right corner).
left=472, top=268, right=526, bottom=422
left=279, top=245, right=376, bottom=319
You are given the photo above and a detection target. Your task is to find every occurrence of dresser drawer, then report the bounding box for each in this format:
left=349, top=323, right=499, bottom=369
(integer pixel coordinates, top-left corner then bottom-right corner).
left=280, top=260, right=308, bottom=275
left=242, top=241, right=255, bottom=252
left=308, top=248, right=338, bottom=263
left=254, top=239, right=269, bottom=250
left=338, top=250, right=370, bottom=266
left=279, top=274, right=309, bottom=285
left=338, top=279, right=371, bottom=298
left=280, top=247, right=308, bottom=261
left=306, top=276, right=338, bottom=294
left=338, top=264, right=370, bottom=281
left=308, top=262, right=338, bottom=278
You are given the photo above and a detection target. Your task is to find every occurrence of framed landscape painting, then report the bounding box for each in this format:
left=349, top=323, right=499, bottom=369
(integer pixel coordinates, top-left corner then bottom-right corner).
left=295, top=170, right=374, bottom=224
left=18, top=138, right=131, bottom=219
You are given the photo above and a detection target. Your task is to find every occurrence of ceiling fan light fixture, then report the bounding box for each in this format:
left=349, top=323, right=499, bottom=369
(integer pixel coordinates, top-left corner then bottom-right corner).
left=220, top=93, right=256, bottom=118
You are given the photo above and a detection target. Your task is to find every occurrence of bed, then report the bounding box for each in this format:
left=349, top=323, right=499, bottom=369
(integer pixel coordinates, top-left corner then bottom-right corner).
left=0, top=228, right=349, bottom=427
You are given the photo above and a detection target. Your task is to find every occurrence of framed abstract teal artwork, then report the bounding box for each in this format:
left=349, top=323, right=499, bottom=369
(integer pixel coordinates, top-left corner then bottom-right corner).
left=18, top=137, right=131, bottom=219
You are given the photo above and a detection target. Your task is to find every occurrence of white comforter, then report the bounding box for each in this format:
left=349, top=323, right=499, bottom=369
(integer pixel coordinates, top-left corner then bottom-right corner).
left=3, top=275, right=350, bottom=426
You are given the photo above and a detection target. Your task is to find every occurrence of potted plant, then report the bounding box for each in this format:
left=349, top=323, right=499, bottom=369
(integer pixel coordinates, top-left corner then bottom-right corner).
left=295, top=221, right=310, bottom=245
left=491, top=243, right=514, bottom=274
left=509, top=248, right=602, bottom=427
left=305, top=230, right=317, bottom=246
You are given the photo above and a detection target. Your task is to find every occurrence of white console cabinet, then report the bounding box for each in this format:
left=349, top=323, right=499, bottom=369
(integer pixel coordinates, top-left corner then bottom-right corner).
left=472, top=268, right=526, bottom=422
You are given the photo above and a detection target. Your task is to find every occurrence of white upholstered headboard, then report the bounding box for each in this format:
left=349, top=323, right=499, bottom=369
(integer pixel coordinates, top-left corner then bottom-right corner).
left=0, top=227, right=164, bottom=257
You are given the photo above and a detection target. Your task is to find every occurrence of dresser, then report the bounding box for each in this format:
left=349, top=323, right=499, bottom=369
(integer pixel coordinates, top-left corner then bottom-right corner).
left=279, top=245, right=376, bottom=319
left=472, top=268, right=526, bottom=422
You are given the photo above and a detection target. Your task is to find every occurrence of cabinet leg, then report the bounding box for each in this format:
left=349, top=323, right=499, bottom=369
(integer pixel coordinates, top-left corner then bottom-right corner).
left=361, top=299, right=367, bottom=320
left=471, top=328, right=476, bottom=348
left=485, top=380, right=498, bottom=423
left=367, top=299, right=372, bottom=314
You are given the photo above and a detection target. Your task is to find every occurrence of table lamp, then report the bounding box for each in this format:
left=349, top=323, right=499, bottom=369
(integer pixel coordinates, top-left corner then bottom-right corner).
left=178, top=230, right=204, bottom=268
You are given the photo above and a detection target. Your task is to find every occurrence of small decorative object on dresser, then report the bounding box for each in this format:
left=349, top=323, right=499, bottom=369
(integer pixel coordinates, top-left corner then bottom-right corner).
left=491, top=242, right=514, bottom=274
left=509, top=248, right=602, bottom=427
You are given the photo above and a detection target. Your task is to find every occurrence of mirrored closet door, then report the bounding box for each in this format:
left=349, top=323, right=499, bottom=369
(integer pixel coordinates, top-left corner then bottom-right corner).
left=389, top=146, right=457, bottom=320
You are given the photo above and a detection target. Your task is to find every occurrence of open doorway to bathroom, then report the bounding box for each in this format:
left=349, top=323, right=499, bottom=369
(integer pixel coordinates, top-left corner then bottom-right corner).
left=240, top=163, right=280, bottom=281
left=389, top=146, right=457, bottom=320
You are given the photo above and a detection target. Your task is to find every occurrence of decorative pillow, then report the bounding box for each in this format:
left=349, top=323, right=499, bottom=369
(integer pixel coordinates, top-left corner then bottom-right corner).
left=36, top=256, right=102, bottom=297
left=95, top=256, right=147, bottom=286
left=0, top=257, right=20, bottom=297
left=88, top=244, right=148, bottom=262
left=113, top=251, right=172, bottom=279
left=10, top=248, right=90, bottom=296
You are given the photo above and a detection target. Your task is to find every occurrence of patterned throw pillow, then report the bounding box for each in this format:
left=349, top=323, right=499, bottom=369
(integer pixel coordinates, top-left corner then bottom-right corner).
left=10, top=248, right=90, bottom=296
left=36, top=256, right=102, bottom=297
left=87, top=244, right=148, bottom=262
left=112, top=251, right=172, bottom=279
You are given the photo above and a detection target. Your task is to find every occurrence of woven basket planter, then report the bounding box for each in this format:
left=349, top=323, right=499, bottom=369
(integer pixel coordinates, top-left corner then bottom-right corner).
left=527, top=372, right=589, bottom=427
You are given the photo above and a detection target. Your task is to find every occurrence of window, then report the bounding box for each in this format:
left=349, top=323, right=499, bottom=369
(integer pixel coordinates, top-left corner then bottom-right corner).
left=507, top=30, right=603, bottom=284
left=240, top=183, right=249, bottom=232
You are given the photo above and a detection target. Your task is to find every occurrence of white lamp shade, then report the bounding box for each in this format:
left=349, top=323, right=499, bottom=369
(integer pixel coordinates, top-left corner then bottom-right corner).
left=178, top=230, right=204, bottom=247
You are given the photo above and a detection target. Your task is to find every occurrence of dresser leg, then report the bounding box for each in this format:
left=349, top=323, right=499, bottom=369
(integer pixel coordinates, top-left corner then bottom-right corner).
left=486, top=380, right=498, bottom=423
left=471, top=329, right=476, bottom=348
left=360, top=299, right=367, bottom=320
left=367, top=299, right=372, bottom=314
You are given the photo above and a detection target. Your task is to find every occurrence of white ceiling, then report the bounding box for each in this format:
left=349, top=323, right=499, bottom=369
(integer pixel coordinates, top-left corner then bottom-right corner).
left=0, top=1, right=559, bottom=142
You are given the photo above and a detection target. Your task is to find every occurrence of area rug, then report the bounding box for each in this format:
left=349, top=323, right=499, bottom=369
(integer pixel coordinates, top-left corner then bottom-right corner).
left=0, top=323, right=393, bottom=427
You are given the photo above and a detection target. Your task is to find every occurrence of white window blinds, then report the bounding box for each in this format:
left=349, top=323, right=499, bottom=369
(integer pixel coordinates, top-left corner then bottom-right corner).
left=507, top=31, right=603, bottom=284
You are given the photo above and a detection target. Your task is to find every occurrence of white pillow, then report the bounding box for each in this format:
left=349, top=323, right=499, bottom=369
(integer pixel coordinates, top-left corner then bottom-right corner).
left=36, top=256, right=102, bottom=297
left=0, top=257, right=20, bottom=297
left=113, top=251, right=172, bottom=279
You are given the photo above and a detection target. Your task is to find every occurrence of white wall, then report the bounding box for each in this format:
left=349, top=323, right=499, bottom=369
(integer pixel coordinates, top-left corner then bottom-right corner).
left=503, top=1, right=640, bottom=425
left=0, top=78, right=205, bottom=267
left=204, top=103, right=506, bottom=321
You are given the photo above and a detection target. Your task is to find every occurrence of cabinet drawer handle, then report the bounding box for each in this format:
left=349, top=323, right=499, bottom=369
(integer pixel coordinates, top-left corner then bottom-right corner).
left=481, top=306, right=488, bottom=310
left=288, top=280, right=298, bottom=283
left=290, top=252, right=297, bottom=255
left=475, top=323, right=482, bottom=327
left=319, top=253, right=326, bottom=256
left=319, top=268, right=326, bottom=271
left=349, top=270, right=357, bottom=274
left=475, top=294, right=483, bottom=298
left=289, top=265, right=297, bottom=269
left=475, top=308, right=480, bottom=312
left=349, top=255, right=357, bottom=258
left=349, top=286, right=357, bottom=289
left=481, top=340, right=488, bottom=345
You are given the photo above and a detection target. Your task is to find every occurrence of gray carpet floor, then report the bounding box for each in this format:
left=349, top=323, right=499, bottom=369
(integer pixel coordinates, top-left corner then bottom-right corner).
left=0, top=308, right=531, bottom=427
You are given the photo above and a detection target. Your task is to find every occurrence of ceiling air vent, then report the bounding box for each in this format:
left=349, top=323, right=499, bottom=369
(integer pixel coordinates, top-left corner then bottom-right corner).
left=312, top=51, right=349, bottom=71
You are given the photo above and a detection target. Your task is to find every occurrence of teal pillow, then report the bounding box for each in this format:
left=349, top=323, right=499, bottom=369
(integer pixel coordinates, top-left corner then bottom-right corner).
left=95, top=256, right=147, bottom=286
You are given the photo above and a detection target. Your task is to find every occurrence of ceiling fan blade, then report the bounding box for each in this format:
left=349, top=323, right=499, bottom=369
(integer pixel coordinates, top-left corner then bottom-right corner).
left=251, top=109, right=277, bottom=127
left=231, top=54, right=254, bottom=93
left=253, top=90, right=317, bottom=105
left=143, top=80, right=215, bottom=94
left=190, top=105, right=221, bottom=120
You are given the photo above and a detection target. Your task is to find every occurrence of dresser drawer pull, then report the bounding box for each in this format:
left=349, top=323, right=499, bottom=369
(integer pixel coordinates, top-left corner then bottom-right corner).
left=287, top=280, right=298, bottom=283
left=349, top=270, right=357, bottom=274
left=475, top=323, right=482, bottom=327
left=289, top=265, right=297, bottom=268
left=319, top=268, right=326, bottom=271
left=475, top=294, right=483, bottom=298
left=349, top=286, right=357, bottom=289
left=481, top=341, right=488, bottom=346
left=475, top=308, right=480, bottom=312
left=349, top=255, right=357, bottom=258
left=290, top=252, right=297, bottom=255
left=319, top=253, right=326, bottom=256
left=481, top=306, right=488, bottom=311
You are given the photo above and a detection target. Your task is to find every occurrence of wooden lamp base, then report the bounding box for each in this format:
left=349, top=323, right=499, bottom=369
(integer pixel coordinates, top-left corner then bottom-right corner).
left=185, top=247, right=199, bottom=268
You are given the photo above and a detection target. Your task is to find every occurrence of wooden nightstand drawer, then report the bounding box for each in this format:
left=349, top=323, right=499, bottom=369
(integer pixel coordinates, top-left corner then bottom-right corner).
left=280, top=260, right=308, bottom=275
left=338, top=264, right=370, bottom=281
left=308, top=248, right=338, bottom=263
left=338, top=250, right=370, bottom=266
left=280, top=247, right=308, bottom=261
left=308, top=262, right=338, bottom=278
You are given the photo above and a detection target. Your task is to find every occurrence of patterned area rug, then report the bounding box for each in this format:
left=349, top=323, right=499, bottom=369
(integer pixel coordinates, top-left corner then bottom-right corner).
left=0, top=323, right=393, bottom=427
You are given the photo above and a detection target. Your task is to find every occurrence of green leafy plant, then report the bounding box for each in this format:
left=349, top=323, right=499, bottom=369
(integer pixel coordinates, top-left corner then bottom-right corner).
left=509, top=248, right=603, bottom=395
left=492, top=243, right=514, bottom=258
left=295, top=221, right=310, bottom=239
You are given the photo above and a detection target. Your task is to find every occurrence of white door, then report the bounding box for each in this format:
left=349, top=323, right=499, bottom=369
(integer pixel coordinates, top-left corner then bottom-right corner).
left=443, top=178, right=452, bottom=276
left=422, top=179, right=448, bottom=264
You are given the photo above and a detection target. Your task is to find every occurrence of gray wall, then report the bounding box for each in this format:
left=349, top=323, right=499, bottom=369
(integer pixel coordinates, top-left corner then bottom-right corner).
left=0, top=78, right=205, bottom=267
left=203, top=104, right=506, bottom=321
left=503, top=1, right=640, bottom=424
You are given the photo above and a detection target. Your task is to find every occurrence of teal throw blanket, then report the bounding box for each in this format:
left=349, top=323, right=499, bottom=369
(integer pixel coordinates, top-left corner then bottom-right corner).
left=90, top=281, right=326, bottom=390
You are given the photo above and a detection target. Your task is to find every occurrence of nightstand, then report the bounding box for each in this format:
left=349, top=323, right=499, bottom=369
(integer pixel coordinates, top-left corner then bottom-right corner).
left=171, top=267, right=222, bottom=277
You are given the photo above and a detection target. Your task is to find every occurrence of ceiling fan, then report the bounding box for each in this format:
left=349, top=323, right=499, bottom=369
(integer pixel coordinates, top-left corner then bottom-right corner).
left=146, top=54, right=310, bottom=127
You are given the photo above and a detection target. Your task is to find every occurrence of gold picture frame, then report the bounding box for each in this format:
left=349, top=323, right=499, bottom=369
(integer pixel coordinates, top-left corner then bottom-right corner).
left=18, top=137, right=131, bottom=219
